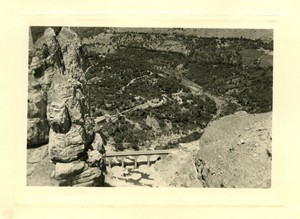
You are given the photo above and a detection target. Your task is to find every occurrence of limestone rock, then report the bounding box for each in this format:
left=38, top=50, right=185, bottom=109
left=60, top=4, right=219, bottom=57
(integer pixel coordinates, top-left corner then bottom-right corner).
left=196, top=112, right=272, bottom=188
left=54, top=161, right=86, bottom=180
left=27, top=72, right=49, bottom=147
left=48, top=125, right=86, bottom=162
left=72, top=167, right=101, bottom=186
left=48, top=74, right=86, bottom=124
left=87, top=150, right=102, bottom=167
left=27, top=144, right=58, bottom=186
left=154, top=150, right=203, bottom=187
left=91, top=133, right=104, bottom=151
left=27, top=85, right=47, bottom=118
left=57, top=27, right=85, bottom=81
left=29, top=27, right=106, bottom=187
left=27, top=118, right=49, bottom=146
left=47, top=101, right=71, bottom=134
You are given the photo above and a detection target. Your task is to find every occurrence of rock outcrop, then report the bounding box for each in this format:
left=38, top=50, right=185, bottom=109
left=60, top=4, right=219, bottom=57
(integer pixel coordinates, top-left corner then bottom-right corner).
left=153, top=149, right=203, bottom=187
left=27, top=57, right=50, bottom=147
left=195, top=112, right=272, bottom=188
left=28, top=27, right=105, bottom=186
left=27, top=144, right=57, bottom=186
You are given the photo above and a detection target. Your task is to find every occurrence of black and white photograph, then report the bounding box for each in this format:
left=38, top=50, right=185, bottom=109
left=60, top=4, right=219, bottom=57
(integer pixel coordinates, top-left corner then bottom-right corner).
left=27, top=26, right=273, bottom=188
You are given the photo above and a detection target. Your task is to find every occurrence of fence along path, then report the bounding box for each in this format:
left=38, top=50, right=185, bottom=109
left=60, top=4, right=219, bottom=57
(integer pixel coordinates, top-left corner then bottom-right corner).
left=105, top=149, right=176, bottom=169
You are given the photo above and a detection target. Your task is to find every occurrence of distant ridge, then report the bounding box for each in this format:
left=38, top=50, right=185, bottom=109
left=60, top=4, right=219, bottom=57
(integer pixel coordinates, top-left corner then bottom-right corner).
left=111, top=28, right=273, bottom=41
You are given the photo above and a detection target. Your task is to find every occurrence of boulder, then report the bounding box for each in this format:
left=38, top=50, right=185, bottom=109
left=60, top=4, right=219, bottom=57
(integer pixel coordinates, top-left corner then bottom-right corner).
left=72, top=167, right=101, bottom=186
left=48, top=125, right=86, bottom=162
left=196, top=112, right=272, bottom=188
left=54, top=161, right=86, bottom=180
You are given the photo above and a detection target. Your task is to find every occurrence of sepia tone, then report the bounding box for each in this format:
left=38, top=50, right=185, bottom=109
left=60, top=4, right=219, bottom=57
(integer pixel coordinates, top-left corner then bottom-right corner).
left=27, top=26, right=272, bottom=187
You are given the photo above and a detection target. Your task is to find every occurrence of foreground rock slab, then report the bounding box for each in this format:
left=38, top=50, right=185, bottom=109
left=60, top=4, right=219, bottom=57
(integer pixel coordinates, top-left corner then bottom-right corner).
left=153, top=149, right=203, bottom=187
left=196, top=112, right=272, bottom=188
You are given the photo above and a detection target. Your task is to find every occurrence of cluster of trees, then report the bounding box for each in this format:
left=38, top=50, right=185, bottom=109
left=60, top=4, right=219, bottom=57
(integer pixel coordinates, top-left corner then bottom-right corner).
left=182, top=36, right=272, bottom=66
left=101, top=116, right=153, bottom=151
left=101, top=93, right=216, bottom=151
left=84, top=31, right=272, bottom=151
left=135, top=94, right=217, bottom=133
left=185, top=62, right=272, bottom=113
left=87, top=47, right=188, bottom=114
left=182, top=36, right=272, bottom=114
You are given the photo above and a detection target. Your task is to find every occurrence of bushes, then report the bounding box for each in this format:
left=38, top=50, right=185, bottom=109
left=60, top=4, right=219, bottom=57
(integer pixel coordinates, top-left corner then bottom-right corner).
left=85, top=30, right=272, bottom=151
left=185, top=62, right=272, bottom=113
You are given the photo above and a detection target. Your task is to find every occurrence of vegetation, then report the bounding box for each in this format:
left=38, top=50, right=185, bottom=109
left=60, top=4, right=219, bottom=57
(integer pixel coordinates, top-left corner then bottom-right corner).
left=80, top=28, right=273, bottom=151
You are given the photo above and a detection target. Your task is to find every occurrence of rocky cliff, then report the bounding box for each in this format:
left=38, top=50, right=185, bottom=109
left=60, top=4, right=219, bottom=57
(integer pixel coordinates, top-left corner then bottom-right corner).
left=27, top=70, right=49, bottom=146
left=28, top=27, right=105, bottom=186
left=152, top=111, right=272, bottom=188
left=195, top=111, right=272, bottom=188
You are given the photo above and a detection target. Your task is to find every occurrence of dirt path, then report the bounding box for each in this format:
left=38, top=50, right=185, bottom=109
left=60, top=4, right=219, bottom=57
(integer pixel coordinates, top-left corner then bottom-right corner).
left=168, top=69, right=228, bottom=119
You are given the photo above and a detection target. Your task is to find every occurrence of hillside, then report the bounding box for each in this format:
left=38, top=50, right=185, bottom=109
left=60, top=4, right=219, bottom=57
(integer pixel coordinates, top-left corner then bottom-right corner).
left=65, top=27, right=273, bottom=151
left=195, top=111, right=272, bottom=188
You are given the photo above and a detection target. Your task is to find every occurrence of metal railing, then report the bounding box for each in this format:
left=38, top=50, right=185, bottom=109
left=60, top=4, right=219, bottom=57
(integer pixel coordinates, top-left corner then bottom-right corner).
left=105, top=149, right=176, bottom=169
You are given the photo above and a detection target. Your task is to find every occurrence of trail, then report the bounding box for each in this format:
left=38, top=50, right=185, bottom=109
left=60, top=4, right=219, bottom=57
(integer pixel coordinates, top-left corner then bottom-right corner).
left=166, top=68, right=228, bottom=119
left=102, top=98, right=165, bottom=123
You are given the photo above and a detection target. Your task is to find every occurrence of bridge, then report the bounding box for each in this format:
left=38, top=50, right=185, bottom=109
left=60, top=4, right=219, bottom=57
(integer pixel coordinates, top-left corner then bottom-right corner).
left=105, top=149, right=176, bottom=169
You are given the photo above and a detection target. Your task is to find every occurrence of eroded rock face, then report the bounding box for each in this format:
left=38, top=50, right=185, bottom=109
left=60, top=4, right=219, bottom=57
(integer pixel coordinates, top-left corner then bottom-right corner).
left=27, top=67, right=49, bottom=147
left=27, top=118, right=49, bottom=146
left=54, top=161, right=86, bottom=180
left=47, top=102, right=71, bottom=134
left=48, top=125, right=86, bottom=162
left=196, top=112, right=272, bottom=188
left=28, top=27, right=105, bottom=186
left=27, top=144, right=58, bottom=186
left=46, top=29, right=104, bottom=186
left=153, top=149, right=203, bottom=187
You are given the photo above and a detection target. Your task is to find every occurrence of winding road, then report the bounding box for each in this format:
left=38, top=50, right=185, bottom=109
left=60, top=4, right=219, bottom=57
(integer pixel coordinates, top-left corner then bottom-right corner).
left=165, top=68, right=229, bottom=119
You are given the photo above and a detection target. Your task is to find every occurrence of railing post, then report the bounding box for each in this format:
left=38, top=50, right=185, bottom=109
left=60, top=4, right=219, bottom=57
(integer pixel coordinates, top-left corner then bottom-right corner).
left=147, top=155, right=150, bottom=167
left=134, top=157, right=137, bottom=169
left=121, top=157, right=124, bottom=168
left=108, top=159, right=111, bottom=169
left=105, top=149, right=174, bottom=170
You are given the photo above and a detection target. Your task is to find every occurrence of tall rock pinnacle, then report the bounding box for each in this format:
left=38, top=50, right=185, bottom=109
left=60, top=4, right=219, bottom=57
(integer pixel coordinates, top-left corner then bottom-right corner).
left=28, top=27, right=106, bottom=186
